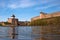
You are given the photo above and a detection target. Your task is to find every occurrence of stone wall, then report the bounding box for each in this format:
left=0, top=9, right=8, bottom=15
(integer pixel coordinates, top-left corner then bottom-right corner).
left=41, top=12, right=60, bottom=19
left=31, top=12, right=60, bottom=21
left=31, top=16, right=40, bottom=21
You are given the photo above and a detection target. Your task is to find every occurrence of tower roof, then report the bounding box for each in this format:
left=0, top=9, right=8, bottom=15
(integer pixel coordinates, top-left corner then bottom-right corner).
left=11, top=14, right=15, bottom=17
left=40, top=12, right=47, bottom=14
left=40, top=12, right=45, bottom=14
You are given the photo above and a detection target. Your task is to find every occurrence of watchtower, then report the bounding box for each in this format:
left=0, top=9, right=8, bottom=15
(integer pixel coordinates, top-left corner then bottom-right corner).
left=40, top=12, right=47, bottom=19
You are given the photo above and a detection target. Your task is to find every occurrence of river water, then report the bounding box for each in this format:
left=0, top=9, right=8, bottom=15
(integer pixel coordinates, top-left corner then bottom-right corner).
left=0, top=26, right=40, bottom=40
left=0, top=26, right=60, bottom=40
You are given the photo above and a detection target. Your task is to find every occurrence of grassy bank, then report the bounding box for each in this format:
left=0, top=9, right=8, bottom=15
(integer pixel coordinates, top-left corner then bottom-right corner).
left=30, top=16, right=60, bottom=26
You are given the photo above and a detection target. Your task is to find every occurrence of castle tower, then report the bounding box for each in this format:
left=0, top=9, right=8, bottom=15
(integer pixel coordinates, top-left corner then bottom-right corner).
left=8, top=14, right=18, bottom=26
left=11, top=14, right=15, bottom=18
left=40, top=12, right=47, bottom=19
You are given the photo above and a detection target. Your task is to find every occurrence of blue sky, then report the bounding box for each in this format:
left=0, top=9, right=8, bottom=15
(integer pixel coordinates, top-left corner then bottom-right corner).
left=0, top=0, right=60, bottom=21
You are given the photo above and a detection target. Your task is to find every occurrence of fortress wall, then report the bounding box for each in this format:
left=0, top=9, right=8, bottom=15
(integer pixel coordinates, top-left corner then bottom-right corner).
left=40, top=12, right=60, bottom=19
left=8, top=18, right=13, bottom=23
left=40, top=13, right=55, bottom=19
left=31, top=12, right=60, bottom=21
left=31, top=16, right=40, bottom=21
left=51, top=13, right=60, bottom=17
left=40, top=14, right=47, bottom=19
left=43, top=14, right=53, bottom=18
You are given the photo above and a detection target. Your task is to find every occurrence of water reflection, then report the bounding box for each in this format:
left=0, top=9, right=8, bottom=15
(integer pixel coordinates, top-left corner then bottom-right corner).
left=0, top=26, right=60, bottom=40
left=0, top=26, right=40, bottom=40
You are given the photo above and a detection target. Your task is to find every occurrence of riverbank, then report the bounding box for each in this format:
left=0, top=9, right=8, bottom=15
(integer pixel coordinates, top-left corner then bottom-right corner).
left=30, top=16, right=60, bottom=26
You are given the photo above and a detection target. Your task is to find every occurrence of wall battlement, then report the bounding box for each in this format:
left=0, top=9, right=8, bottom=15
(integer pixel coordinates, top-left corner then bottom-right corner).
left=31, top=12, right=60, bottom=21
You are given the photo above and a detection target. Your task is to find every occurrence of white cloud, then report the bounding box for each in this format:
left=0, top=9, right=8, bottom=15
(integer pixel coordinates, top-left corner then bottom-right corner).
left=37, top=0, right=55, bottom=5
left=19, top=1, right=36, bottom=8
left=8, top=4, right=18, bottom=9
left=0, top=0, right=60, bottom=9
left=7, top=0, right=37, bottom=9
left=35, top=1, right=60, bottom=10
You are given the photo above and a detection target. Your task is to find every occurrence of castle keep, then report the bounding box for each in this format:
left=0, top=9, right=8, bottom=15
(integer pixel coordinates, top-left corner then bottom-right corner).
left=8, top=15, right=18, bottom=26
left=31, top=12, right=60, bottom=21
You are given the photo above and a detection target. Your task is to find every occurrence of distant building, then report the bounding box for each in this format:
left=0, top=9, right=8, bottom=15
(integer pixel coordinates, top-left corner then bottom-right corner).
left=18, top=21, right=30, bottom=26
left=0, top=14, right=30, bottom=26
left=8, top=14, right=18, bottom=26
left=31, top=12, right=60, bottom=21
